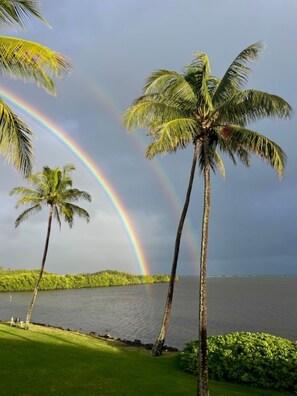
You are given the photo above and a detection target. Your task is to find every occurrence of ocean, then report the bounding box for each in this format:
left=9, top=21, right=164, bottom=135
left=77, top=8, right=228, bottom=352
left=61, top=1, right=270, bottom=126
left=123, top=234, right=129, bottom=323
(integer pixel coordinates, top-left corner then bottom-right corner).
left=0, top=276, right=296, bottom=349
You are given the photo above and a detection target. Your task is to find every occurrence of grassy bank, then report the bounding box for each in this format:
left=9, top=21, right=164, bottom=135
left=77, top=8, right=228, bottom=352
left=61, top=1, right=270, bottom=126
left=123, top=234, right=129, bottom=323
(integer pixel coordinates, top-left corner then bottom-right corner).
left=0, top=269, right=171, bottom=292
left=0, top=323, right=290, bottom=396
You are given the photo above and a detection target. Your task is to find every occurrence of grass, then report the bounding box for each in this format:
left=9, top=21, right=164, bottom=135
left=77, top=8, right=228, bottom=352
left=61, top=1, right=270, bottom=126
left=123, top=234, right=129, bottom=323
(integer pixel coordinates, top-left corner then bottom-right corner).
left=0, top=323, right=291, bottom=396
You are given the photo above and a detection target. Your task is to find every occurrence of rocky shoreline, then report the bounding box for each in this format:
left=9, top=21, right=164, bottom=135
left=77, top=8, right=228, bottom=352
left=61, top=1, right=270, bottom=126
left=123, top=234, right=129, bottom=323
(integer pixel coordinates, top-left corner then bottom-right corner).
left=32, top=322, right=179, bottom=352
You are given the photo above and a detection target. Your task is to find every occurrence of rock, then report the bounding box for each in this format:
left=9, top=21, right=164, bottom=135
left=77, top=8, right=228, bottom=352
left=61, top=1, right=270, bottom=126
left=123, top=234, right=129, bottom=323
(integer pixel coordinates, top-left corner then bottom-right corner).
left=102, top=333, right=113, bottom=339
left=163, top=345, right=179, bottom=352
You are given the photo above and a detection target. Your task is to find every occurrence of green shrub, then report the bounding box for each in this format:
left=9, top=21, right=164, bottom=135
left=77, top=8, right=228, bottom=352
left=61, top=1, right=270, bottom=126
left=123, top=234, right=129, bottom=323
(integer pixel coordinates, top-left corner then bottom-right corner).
left=178, top=332, right=297, bottom=393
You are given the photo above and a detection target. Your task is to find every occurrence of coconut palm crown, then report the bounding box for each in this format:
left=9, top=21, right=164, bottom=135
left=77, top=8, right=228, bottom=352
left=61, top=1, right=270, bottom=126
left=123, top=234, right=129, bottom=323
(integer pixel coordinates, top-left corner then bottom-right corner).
left=124, top=42, right=291, bottom=176
left=124, top=42, right=292, bottom=396
left=0, top=0, right=71, bottom=176
left=11, top=164, right=91, bottom=228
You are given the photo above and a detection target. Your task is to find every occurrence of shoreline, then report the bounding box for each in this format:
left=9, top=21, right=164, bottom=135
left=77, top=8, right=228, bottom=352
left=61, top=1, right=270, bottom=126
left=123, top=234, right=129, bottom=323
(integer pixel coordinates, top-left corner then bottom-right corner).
left=30, top=322, right=180, bottom=352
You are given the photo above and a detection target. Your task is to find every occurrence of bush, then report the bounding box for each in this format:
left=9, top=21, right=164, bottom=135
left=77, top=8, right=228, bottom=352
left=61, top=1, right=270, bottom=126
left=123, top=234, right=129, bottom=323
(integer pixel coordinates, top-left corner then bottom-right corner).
left=178, top=332, right=297, bottom=393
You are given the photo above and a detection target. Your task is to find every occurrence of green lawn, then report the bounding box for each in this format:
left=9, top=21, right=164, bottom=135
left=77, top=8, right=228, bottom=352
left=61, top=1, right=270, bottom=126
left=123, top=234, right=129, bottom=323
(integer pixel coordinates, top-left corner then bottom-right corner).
left=0, top=323, right=291, bottom=395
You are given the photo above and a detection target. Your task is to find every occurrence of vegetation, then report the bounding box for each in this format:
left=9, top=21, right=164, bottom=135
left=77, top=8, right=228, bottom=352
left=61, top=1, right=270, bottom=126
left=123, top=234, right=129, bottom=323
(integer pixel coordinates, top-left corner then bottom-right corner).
left=10, top=164, right=91, bottom=328
left=0, top=0, right=70, bottom=175
left=124, top=42, right=292, bottom=395
left=0, top=269, right=171, bottom=292
left=0, top=323, right=291, bottom=396
left=178, top=332, right=297, bottom=393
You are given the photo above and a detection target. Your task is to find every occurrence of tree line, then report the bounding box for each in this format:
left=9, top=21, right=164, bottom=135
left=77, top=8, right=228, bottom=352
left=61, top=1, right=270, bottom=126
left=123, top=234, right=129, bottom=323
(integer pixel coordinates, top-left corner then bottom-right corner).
left=0, top=269, right=171, bottom=292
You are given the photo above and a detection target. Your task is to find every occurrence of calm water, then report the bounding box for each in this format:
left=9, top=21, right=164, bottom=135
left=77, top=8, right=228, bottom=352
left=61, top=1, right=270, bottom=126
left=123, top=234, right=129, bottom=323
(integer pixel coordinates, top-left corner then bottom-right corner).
left=0, top=276, right=296, bottom=349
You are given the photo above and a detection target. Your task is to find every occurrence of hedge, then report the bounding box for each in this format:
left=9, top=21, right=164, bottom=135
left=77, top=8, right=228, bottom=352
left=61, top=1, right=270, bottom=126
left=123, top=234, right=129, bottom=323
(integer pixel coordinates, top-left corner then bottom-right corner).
left=178, top=332, right=297, bottom=393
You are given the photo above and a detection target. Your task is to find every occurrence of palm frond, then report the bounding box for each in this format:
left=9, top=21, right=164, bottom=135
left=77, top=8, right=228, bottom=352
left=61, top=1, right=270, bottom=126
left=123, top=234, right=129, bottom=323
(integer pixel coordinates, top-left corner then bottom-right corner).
left=213, top=151, right=226, bottom=179
left=227, top=125, right=286, bottom=178
left=123, top=99, right=185, bottom=131
left=62, top=163, right=75, bottom=175
left=10, top=186, right=36, bottom=196
left=14, top=195, right=43, bottom=207
left=147, top=73, right=196, bottom=105
left=0, top=97, right=33, bottom=175
left=29, top=171, right=47, bottom=193
left=146, top=118, right=196, bottom=158
left=15, top=203, right=41, bottom=227
left=61, top=203, right=90, bottom=228
left=185, top=52, right=212, bottom=109
left=63, top=188, right=91, bottom=203
left=143, top=70, right=182, bottom=93
left=10, top=186, right=43, bottom=208
left=220, top=89, right=293, bottom=125
left=232, top=145, right=250, bottom=167
left=0, top=0, right=48, bottom=28
left=208, top=76, right=221, bottom=97
left=215, top=128, right=251, bottom=166
left=54, top=205, right=61, bottom=228
left=213, top=42, right=264, bottom=104
left=0, top=37, right=71, bottom=94
left=53, top=167, right=62, bottom=192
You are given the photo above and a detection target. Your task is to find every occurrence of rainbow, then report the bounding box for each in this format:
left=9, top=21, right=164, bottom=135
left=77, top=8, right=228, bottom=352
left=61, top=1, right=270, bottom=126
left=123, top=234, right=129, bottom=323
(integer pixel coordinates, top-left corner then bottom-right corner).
left=0, top=85, right=149, bottom=275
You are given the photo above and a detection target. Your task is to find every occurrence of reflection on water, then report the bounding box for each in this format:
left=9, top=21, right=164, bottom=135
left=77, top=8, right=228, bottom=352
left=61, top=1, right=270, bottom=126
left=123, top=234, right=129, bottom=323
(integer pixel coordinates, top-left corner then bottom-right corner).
left=0, top=276, right=296, bottom=349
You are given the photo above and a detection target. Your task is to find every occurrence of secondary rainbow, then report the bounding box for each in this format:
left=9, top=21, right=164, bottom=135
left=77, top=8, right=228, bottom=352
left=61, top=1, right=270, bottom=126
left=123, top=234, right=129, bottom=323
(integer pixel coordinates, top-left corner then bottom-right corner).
left=0, top=86, right=149, bottom=275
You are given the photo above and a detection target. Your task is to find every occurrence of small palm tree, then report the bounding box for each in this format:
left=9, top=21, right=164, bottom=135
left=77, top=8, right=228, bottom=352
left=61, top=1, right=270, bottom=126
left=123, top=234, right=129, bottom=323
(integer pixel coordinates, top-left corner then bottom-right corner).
left=124, top=43, right=292, bottom=395
left=10, top=164, right=91, bottom=329
left=0, top=0, right=71, bottom=175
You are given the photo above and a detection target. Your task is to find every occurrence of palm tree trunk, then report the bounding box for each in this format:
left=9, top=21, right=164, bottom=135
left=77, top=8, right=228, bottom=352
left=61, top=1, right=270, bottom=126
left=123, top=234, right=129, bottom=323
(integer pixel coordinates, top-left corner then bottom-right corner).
left=25, top=206, right=54, bottom=329
left=198, top=137, right=210, bottom=396
left=151, top=140, right=200, bottom=357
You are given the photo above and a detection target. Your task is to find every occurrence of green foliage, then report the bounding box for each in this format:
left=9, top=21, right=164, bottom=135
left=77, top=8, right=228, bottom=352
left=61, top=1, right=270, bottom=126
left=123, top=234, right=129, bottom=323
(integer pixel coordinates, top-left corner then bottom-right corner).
left=0, top=269, right=172, bottom=292
left=0, top=2, right=71, bottom=176
left=178, top=332, right=297, bottom=393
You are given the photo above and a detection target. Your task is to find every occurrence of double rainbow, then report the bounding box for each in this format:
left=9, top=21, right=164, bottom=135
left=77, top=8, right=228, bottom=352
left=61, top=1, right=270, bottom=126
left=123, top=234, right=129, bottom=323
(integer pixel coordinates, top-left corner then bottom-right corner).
left=0, top=86, right=149, bottom=275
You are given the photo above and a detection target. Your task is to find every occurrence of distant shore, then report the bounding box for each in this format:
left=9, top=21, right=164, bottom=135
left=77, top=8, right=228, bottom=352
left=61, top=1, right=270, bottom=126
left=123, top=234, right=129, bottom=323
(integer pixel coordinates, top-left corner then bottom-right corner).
left=0, top=269, right=173, bottom=292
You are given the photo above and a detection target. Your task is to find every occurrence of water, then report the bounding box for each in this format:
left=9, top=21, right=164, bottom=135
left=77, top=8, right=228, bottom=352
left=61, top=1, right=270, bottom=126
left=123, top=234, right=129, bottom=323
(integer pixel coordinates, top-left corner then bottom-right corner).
left=0, top=276, right=296, bottom=349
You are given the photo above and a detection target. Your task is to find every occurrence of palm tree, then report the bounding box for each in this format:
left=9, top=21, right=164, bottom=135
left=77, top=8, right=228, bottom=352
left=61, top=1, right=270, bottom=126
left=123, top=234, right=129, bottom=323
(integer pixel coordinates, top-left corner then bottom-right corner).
left=10, top=164, right=91, bottom=329
left=0, top=0, right=71, bottom=175
left=124, top=42, right=292, bottom=395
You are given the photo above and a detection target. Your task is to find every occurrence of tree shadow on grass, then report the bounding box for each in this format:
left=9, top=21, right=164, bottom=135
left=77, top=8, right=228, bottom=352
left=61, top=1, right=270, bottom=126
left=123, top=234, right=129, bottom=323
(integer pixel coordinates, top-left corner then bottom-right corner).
left=0, top=322, right=122, bottom=350
left=0, top=324, right=36, bottom=343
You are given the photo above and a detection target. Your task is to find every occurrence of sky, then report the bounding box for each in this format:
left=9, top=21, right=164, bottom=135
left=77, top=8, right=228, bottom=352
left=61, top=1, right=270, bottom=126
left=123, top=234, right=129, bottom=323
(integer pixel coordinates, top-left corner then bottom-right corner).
left=0, top=0, right=296, bottom=276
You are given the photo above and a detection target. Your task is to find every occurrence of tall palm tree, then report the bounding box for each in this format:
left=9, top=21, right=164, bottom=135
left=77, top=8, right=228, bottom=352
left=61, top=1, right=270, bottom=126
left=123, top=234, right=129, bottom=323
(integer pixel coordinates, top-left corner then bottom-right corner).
left=10, top=164, right=91, bottom=329
left=0, top=0, right=71, bottom=175
left=124, top=42, right=292, bottom=395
